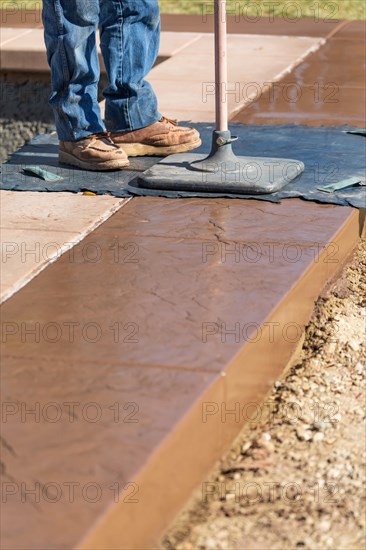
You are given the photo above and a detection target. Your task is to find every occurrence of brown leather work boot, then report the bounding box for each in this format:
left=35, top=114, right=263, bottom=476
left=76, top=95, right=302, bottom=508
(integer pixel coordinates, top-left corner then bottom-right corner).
left=59, top=132, right=129, bottom=171
left=110, top=117, right=201, bottom=157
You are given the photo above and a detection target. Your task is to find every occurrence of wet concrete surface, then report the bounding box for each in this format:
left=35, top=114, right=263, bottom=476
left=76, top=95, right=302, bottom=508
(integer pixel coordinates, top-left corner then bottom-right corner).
left=233, top=22, right=366, bottom=127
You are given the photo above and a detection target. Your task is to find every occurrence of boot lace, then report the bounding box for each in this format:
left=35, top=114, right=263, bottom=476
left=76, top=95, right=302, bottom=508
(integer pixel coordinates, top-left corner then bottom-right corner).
left=160, top=116, right=178, bottom=126
left=83, top=131, right=118, bottom=148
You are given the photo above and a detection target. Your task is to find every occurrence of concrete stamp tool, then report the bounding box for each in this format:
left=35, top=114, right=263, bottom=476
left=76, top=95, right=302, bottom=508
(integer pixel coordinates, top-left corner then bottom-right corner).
left=129, top=0, right=305, bottom=196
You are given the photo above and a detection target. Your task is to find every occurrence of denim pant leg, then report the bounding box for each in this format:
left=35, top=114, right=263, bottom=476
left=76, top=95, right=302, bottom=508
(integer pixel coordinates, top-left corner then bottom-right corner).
left=42, top=0, right=105, bottom=140
left=99, top=0, right=162, bottom=132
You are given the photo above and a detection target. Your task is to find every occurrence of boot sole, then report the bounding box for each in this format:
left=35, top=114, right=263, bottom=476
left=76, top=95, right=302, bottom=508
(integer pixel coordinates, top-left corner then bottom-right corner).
left=118, top=138, right=202, bottom=157
left=59, top=151, right=130, bottom=171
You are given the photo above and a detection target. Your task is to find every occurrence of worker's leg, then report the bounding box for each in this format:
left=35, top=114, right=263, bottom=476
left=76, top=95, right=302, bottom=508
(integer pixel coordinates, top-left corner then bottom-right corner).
left=99, top=0, right=162, bottom=132
left=42, top=0, right=105, bottom=140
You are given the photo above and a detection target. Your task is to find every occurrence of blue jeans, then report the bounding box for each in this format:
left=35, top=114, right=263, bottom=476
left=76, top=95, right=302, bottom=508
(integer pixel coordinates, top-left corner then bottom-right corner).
left=42, top=0, right=162, bottom=141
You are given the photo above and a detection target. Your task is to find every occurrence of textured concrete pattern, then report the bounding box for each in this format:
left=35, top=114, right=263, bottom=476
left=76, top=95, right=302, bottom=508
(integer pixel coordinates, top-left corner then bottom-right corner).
left=1, top=198, right=360, bottom=549
left=0, top=191, right=128, bottom=302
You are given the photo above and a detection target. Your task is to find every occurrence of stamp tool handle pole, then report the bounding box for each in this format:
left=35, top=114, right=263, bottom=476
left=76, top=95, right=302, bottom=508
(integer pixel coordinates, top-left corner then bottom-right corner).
left=215, top=0, right=228, bottom=132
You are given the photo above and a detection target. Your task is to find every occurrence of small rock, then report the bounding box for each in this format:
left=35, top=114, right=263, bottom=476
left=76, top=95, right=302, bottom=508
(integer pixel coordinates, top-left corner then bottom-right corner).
left=301, top=413, right=314, bottom=424
left=313, top=420, right=328, bottom=431
left=355, top=362, right=365, bottom=374
left=262, top=442, right=275, bottom=454
left=251, top=449, right=269, bottom=460
left=319, top=520, right=331, bottom=532
left=327, top=342, right=337, bottom=354
left=328, top=467, right=341, bottom=479
left=241, top=441, right=252, bottom=454
left=349, top=341, right=360, bottom=351
left=331, top=413, right=342, bottom=424
left=296, top=427, right=313, bottom=441
left=313, top=432, right=325, bottom=442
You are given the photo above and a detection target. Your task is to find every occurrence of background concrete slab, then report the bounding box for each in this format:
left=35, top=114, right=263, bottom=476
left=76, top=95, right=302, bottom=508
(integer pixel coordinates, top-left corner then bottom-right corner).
left=0, top=191, right=128, bottom=302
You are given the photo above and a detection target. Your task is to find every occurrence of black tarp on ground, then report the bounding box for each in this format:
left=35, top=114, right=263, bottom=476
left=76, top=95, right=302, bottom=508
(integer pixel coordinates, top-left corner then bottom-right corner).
left=1, top=124, right=365, bottom=208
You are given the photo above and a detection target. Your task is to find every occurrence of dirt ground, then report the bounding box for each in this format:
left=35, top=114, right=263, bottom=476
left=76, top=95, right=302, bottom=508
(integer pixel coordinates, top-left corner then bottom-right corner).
left=161, top=238, right=366, bottom=550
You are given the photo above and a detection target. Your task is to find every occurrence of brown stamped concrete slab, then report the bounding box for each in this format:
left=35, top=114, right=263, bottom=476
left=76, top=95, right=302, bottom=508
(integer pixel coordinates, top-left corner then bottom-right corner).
left=0, top=10, right=343, bottom=37
left=0, top=8, right=42, bottom=28
left=1, top=355, right=224, bottom=550
left=160, top=14, right=345, bottom=37
left=1, top=197, right=360, bottom=549
left=332, top=19, right=366, bottom=40
left=233, top=21, right=366, bottom=126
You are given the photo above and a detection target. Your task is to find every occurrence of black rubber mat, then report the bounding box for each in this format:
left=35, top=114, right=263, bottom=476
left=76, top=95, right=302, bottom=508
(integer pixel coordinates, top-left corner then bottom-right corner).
left=1, top=124, right=365, bottom=208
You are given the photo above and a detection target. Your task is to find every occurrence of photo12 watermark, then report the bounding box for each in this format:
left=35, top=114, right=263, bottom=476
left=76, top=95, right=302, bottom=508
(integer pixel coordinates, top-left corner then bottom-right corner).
left=1, top=1, right=42, bottom=24
left=202, top=81, right=340, bottom=106
left=202, top=479, right=339, bottom=504
left=1, top=320, right=140, bottom=344
left=201, top=399, right=341, bottom=425
left=201, top=1, right=340, bottom=24
left=1, top=400, right=140, bottom=424
left=1, top=239, right=140, bottom=265
left=1, top=480, right=139, bottom=504
left=202, top=320, right=305, bottom=344
left=201, top=240, right=340, bottom=264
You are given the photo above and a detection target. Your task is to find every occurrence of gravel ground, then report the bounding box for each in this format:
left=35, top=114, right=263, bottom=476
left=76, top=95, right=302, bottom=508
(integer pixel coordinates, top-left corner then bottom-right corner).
left=161, top=238, right=366, bottom=550
left=0, top=73, right=108, bottom=163
left=0, top=73, right=54, bottom=163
